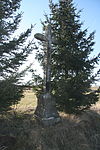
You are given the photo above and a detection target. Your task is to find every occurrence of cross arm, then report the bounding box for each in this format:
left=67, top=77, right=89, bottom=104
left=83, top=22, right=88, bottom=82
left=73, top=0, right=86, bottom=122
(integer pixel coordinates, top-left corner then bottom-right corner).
left=34, top=33, right=57, bottom=45
left=34, top=33, right=47, bottom=42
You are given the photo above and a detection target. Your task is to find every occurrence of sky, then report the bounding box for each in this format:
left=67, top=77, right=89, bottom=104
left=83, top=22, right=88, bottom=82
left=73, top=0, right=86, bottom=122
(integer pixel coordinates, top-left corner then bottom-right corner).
left=18, top=0, right=100, bottom=85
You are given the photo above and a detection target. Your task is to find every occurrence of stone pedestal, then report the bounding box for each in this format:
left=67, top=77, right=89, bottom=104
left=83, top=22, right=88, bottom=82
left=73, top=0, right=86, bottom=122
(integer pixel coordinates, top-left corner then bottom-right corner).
left=34, top=93, right=60, bottom=126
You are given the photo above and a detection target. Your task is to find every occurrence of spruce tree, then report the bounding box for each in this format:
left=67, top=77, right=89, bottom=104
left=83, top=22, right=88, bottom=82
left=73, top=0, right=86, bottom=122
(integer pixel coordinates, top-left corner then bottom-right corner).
left=0, top=0, right=34, bottom=111
left=35, top=0, right=100, bottom=113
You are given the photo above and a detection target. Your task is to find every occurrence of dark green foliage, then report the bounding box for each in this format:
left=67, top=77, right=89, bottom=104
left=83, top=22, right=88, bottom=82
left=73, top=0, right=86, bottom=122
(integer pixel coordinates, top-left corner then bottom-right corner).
left=35, top=0, right=100, bottom=113
left=32, top=73, right=44, bottom=96
left=50, top=0, right=100, bottom=113
left=0, top=76, right=23, bottom=112
left=0, top=0, right=34, bottom=111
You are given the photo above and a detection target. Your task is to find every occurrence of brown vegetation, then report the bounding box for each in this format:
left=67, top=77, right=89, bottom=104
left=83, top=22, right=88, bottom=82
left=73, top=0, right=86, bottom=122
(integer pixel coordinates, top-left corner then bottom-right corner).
left=0, top=89, right=100, bottom=150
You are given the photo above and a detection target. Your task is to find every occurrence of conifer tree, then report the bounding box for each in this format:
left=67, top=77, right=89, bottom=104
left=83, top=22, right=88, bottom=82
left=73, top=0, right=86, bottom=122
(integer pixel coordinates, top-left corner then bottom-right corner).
left=35, top=0, right=100, bottom=113
left=0, top=0, right=34, bottom=111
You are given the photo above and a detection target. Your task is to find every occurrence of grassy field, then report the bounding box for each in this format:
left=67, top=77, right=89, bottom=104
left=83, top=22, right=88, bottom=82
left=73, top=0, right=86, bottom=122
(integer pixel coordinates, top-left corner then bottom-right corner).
left=14, top=89, right=100, bottom=112
left=0, top=89, right=100, bottom=150
left=13, top=90, right=37, bottom=112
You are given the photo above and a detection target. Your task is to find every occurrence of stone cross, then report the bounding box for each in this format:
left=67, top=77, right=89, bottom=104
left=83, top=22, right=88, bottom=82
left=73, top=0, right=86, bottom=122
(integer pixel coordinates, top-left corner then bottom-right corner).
left=34, top=24, right=60, bottom=126
left=34, top=24, right=56, bottom=93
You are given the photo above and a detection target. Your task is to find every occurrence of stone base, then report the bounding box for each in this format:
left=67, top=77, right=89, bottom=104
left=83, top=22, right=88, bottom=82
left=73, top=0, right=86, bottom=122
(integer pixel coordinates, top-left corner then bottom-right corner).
left=35, top=115, right=60, bottom=126
left=34, top=93, right=60, bottom=126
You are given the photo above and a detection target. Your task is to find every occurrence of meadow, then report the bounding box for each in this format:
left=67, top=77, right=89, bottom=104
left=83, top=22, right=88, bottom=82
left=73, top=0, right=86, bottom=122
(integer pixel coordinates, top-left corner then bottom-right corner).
left=0, top=89, right=100, bottom=150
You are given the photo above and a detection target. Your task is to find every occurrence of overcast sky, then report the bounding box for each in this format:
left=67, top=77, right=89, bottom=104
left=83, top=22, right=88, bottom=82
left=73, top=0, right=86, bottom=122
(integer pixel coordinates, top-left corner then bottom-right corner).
left=18, top=0, right=100, bottom=85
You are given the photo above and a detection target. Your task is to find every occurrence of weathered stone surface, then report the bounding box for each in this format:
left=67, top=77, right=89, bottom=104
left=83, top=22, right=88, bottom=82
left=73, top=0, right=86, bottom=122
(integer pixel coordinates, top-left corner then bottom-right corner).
left=34, top=93, right=60, bottom=126
left=34, top=24, right=60, bottom=126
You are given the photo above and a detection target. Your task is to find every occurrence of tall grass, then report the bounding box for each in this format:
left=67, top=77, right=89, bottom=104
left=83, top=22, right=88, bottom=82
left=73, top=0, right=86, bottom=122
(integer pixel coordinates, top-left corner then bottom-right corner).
left=0, top=89, right=100, bottom=150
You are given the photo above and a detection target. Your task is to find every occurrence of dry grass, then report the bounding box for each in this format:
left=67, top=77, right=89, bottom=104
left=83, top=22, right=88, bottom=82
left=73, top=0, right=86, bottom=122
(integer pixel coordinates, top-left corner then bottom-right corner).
left=91, top=92, right=100, bottom=113
left=12, top=89, right=37, bottom=113
left=0, top=89, right=100, bottom=150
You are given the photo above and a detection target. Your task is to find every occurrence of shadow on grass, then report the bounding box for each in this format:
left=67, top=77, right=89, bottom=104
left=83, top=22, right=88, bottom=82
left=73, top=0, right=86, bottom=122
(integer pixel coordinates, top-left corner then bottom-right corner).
left=0, top=109, right=100, bottom=150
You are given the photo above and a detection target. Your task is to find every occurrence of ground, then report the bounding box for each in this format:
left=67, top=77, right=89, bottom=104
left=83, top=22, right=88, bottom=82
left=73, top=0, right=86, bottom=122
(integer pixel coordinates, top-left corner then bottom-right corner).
left=0, top=89, right=100, bottom=150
